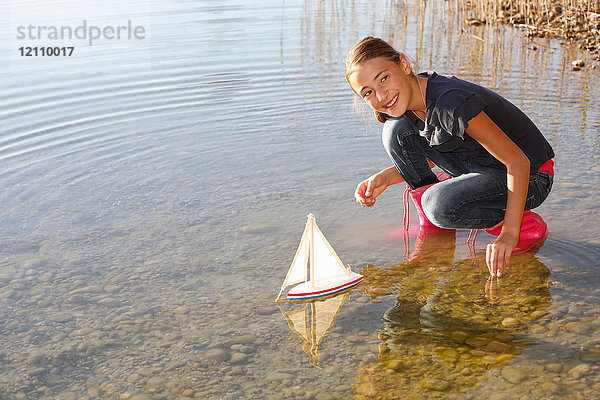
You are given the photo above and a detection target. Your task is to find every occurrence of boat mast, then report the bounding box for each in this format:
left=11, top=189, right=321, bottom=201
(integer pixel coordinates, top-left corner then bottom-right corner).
left=309, top=214, right=315, bottom=288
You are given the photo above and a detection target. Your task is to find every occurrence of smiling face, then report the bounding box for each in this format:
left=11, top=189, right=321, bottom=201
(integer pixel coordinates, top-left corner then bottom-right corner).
left=347, top=55, right=415, bottom=118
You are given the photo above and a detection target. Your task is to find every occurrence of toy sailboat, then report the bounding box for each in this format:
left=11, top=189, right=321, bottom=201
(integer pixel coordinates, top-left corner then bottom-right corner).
left=275, top=214, right=363, bottom=301
left=279, top=293, right=348, bottom=366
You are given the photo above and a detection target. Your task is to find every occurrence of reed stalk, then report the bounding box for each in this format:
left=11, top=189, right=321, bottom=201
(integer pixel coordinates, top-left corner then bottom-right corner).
left=452, top=0, right=600, bottom=52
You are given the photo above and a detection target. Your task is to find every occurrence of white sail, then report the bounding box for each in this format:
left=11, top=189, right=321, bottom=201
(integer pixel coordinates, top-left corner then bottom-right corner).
left=277, top=214, right=359, bottom=301
left=275, top=220, right=310, bottom=300
left=311, top=221, right=349, bottom=283
left=287, top=232, right=309, bottom=285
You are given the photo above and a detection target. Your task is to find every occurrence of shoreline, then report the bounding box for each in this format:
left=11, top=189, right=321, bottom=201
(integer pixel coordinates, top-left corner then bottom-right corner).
left=459, top=0, right=600, bottom=63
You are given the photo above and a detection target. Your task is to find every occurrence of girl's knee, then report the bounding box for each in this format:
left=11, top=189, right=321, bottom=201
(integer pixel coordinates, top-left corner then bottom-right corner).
left=421, top=187, right=459, bottom=228
left=381, top=116, right=417, bottom=153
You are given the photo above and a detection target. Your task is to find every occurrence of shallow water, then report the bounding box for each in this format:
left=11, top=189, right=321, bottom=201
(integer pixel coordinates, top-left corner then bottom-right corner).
left=1, top=0, right=599, bottom=399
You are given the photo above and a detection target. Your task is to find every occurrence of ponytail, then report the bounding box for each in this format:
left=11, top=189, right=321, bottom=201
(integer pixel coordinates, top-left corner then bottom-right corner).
left=375, top=111, right=390, bottom=123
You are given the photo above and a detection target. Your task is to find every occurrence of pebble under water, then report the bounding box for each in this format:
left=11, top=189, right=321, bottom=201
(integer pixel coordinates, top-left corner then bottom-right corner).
left=1, top=0, right=599, bottom=399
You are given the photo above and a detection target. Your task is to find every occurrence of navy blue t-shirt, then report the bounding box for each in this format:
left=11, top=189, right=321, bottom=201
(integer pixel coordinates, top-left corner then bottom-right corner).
left=406, top=72, right=554, bottom=172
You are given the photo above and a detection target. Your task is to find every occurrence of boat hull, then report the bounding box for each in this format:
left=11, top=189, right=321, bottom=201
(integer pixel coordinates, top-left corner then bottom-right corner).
left=287, top=273, right=363, bottom=300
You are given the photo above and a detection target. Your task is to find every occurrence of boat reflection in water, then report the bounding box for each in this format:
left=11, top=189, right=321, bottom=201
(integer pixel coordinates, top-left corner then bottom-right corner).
left=278, top=293, right=349, bottom=367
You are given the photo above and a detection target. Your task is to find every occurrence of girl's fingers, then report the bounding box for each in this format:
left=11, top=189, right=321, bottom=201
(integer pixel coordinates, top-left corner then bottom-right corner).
left=496, top=251, right=503, bottom=277
left=493, top=246, right=511, bottom=277
left=487, top=243, right=505, bottom=277
left=495, top=247, right=502, bottom=277
left=365, top=179, right=373, bottom=197
left=355, top=194, right=375, bottom=207
left=495, top=247, right=500, bottom=276
left=486, top=243, right=493, bottom=276
left=355, top=182, right=368, bottom=203
left=503, top=251, right=511, bottom=272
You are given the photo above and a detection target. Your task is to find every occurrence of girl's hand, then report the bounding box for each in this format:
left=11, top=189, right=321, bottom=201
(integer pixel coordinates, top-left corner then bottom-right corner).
left=486, top=231, right=518, bottom=277
left=355, top=171, right=389, bottom=207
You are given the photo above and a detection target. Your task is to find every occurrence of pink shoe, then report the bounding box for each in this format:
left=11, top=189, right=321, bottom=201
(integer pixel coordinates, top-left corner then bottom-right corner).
left=407, top=171, right=453, bottom=228
left=484, top=210, right=550, bottom=253
left=389, top=171, right=454, bottom=239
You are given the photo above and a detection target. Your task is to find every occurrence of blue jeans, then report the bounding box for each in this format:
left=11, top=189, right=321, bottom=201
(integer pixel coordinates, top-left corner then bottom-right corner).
left=382, top=116, right=553, bottom=229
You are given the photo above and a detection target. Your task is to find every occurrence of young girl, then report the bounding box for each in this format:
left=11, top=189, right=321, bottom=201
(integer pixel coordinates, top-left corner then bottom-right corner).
left=345, top=36, right=554, bottom=277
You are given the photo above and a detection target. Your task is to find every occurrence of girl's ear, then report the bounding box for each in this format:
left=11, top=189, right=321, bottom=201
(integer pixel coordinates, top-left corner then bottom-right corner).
left=398, top=54, right=412, bottom=75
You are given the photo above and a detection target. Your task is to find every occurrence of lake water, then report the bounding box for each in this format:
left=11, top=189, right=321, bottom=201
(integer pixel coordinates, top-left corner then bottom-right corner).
left=1, top=0, right=599, bottom=399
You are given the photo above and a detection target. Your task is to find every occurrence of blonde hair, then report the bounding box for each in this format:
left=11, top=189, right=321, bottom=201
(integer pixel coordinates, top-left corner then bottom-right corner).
left=345, top=36, right=407, bottom=123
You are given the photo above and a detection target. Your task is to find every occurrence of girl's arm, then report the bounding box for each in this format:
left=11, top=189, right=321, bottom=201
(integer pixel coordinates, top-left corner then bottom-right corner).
left=465, top=111, right=530, bottom=277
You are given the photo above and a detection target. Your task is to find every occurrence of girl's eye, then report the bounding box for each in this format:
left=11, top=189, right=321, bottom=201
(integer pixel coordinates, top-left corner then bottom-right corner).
left=363, top=90, right=372, bottom=98
left=381, top=75, right=388, bottom=82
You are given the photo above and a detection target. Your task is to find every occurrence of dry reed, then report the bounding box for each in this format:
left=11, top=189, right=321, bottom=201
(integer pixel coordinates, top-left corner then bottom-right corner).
left=453, top=0, right=600, bottom=52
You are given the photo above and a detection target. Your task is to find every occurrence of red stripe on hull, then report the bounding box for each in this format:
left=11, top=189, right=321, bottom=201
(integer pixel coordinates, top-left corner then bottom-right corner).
left=287, top=276, right=363, bottom=297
